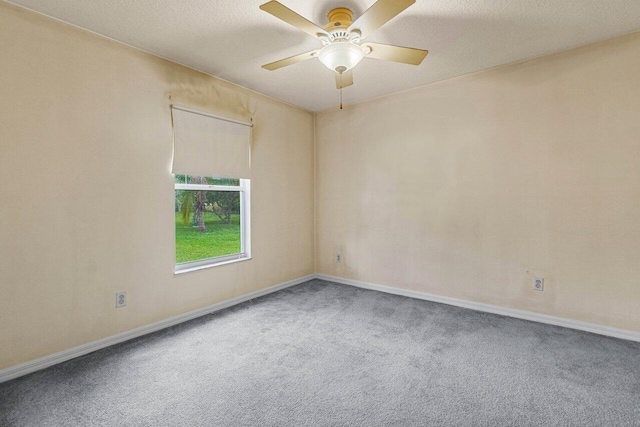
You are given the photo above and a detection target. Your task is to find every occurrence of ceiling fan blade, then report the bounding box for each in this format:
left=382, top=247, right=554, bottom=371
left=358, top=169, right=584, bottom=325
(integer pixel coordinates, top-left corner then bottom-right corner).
left=362, top=42, right=428, bottom=65
left=260, top=1, right=329, bottom=39
left=262, top=50, right=320, bottom=71
left=335, top=70, right=354, bottom=89
left=348, top=0, right=415, bottom=40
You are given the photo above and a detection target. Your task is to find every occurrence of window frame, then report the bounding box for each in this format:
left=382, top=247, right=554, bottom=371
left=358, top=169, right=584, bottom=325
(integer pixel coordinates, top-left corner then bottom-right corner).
left=174, top=178, right=251, bottom=274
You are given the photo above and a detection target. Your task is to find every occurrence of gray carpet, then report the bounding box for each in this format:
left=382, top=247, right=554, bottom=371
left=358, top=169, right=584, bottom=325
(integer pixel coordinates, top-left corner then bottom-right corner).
left=1, top=280, right=639, bottom=426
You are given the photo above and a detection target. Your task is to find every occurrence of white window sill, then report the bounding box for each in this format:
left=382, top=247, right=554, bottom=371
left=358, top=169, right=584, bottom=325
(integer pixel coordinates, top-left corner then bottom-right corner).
left=174, top=256, right=252, bottom=275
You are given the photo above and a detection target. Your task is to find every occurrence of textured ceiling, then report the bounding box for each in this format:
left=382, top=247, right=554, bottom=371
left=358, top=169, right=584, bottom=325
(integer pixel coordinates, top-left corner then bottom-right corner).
left=6, top=0, right=640, bottom=111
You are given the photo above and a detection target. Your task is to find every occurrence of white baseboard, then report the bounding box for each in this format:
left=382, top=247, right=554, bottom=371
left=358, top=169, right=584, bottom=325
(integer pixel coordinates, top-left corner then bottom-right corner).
left=3, top=272, right=638, bottom=384
left=0, top=274, right=315, bottom=384
left=316, top=273, right=640, bottom=343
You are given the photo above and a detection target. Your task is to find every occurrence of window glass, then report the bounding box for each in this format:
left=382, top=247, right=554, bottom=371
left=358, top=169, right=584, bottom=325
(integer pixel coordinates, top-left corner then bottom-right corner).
left=175, top=175, right=240, bottom=186
left=174, top=176, right=247, bottom=269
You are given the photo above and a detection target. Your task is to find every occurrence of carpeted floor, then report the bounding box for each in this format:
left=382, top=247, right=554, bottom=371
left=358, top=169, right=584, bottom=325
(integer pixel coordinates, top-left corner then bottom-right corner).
left=1, top=279, right=639, bottom=426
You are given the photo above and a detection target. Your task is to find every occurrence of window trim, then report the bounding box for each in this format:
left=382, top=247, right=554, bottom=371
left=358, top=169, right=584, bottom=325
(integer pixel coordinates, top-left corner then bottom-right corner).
left=174, top=178, right=251, bottom=274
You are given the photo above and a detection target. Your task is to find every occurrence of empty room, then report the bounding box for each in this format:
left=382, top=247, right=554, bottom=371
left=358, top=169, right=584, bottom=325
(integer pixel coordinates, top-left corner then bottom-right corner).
left=1, top=0, right=639, bottom=425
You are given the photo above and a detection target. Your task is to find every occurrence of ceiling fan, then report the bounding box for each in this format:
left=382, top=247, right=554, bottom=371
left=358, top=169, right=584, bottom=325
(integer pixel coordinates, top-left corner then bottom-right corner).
left=260, top=0, right=428, bottom=101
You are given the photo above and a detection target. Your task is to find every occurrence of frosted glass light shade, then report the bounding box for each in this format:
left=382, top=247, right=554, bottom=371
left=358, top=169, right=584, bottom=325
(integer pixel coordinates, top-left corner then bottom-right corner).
left=318, top=43, right=364, bottom=73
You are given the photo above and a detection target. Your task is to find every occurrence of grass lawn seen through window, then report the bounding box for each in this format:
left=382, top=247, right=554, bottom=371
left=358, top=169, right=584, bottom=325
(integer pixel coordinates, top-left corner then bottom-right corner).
left=175, top=212, right=241, bottom=264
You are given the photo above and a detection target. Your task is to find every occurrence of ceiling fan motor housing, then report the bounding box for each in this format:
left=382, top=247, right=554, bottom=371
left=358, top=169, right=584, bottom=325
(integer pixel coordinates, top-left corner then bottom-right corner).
left=324, top=8, right=353, bottom=40
left=318, top=8, right=364, bottom=73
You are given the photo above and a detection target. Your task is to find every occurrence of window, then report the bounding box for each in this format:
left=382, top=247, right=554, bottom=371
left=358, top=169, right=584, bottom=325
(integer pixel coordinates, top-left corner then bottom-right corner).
left=170, top=105, right=252, bottom=273
left=174, top=175, right=250, bottom=272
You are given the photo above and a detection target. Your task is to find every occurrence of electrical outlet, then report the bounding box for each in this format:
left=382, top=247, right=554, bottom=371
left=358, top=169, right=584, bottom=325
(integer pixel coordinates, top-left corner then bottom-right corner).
left=116, top=292, right=126, bottom=308
left=533, top=278, right=544, bottom=291
left=336, top=253, right=342, bottom=263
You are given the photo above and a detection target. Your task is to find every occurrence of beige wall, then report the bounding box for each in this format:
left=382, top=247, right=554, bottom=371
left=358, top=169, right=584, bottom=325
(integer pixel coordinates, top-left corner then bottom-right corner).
left=0, top=3, right=315, bottom=369
left=2, top=1, right=640, bottom=372
left=316, top=32, right=640, bottom=332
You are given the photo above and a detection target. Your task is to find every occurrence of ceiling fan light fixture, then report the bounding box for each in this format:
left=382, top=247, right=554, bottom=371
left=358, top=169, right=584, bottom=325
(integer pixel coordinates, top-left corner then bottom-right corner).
left=318, top=42, right=364, bottom=73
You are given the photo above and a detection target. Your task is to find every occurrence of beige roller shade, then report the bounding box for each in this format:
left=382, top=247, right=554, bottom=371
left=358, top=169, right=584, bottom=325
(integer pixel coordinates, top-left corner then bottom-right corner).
left=171, top=106, right=251, bottom=179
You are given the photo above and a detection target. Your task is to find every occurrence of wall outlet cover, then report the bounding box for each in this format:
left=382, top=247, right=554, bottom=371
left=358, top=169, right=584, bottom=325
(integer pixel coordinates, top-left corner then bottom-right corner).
left=116, top=292, right=127, bottom=307
left=533, top=278, right=544, bottom=291
left=336, top=254, right=342, bottom=263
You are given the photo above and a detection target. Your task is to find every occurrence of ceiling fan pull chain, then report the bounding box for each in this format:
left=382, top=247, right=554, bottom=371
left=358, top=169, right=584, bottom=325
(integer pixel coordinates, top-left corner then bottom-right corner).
left=339, top=72, right=343, bottom=109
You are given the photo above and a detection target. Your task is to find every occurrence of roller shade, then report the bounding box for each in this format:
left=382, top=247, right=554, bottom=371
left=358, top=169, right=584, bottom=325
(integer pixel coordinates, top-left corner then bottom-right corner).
left=171, top=106, right=251, bottom=179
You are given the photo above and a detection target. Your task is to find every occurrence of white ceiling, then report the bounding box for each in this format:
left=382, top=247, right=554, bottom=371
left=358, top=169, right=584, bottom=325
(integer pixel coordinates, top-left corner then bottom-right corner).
left=7, top=0, right=640, bottom=111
